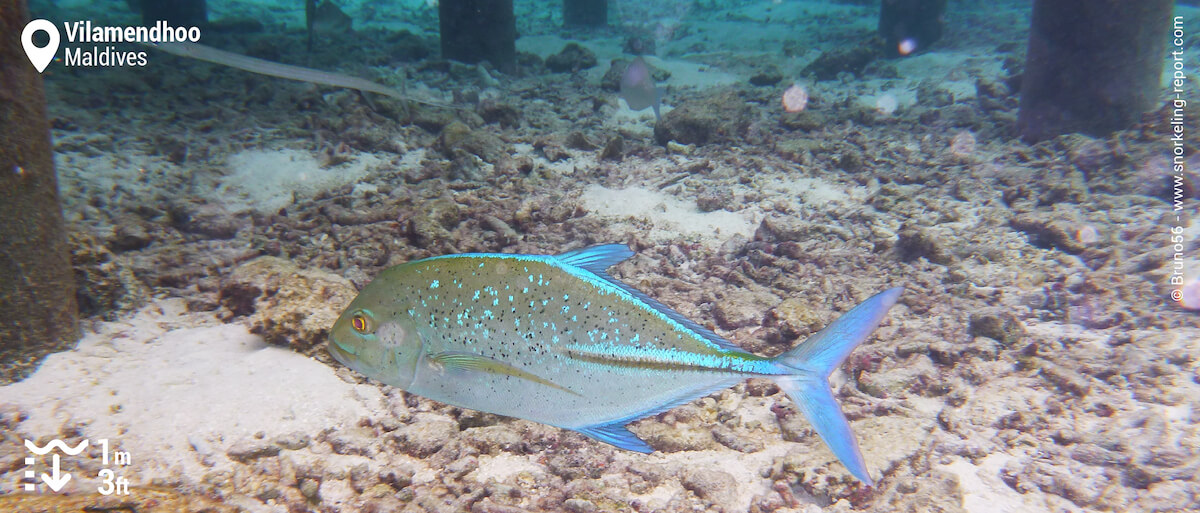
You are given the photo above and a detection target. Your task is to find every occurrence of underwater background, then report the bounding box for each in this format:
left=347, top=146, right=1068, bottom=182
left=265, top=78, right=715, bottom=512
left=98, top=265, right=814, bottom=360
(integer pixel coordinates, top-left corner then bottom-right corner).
left=1, top=0, right=1198, bottom=512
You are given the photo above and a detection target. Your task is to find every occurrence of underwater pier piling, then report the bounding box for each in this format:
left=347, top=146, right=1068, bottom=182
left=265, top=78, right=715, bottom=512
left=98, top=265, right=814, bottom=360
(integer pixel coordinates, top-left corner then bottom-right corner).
left=1017, top=0, right=1173, bottom=142
left=439, top=0, right=517, bottom=74
left=0, top=0, right=80, bottom=382
left=564, top=0, right=607, bottom=27
left=139, top=0, right=208, bottom=27
left=879, top=0, right=946, bottom=57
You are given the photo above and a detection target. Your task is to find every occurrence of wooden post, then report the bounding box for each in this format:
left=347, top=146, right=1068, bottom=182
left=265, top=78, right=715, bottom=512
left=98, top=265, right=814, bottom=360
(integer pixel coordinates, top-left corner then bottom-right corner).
left=1018, top=0, right=1173, bottom=142
left=439, top=0, right=516, bottom=74
left=0, top=0, right=79, bottom=383
left=564, top=0, right=607, bottom=27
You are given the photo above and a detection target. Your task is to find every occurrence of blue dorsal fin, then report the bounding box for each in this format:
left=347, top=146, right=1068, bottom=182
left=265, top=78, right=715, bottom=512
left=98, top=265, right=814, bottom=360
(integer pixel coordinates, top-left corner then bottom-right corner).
left=555, top=244, right=746, bottom=354
left=575, top=422, right=653, bottom=453
left=556, top=244, right=635, bottom=273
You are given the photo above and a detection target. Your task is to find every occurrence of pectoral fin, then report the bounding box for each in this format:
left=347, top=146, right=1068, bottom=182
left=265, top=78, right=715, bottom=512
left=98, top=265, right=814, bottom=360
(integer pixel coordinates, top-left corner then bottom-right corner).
left=430, top=351, right=581, bottom=396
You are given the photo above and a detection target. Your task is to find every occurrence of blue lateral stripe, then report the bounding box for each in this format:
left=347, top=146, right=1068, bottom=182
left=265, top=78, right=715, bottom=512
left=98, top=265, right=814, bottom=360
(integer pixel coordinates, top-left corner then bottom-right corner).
left=564, top=343, right=777, bottom=374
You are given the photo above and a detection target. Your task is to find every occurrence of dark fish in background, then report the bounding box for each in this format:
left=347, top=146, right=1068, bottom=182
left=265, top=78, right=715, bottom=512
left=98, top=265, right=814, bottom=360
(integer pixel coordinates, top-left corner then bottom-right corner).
left=620, top=56, right=663, bottom=122
left=307, top=0, right=354, bottom=52
left=312, top=0, right=353, bottom=33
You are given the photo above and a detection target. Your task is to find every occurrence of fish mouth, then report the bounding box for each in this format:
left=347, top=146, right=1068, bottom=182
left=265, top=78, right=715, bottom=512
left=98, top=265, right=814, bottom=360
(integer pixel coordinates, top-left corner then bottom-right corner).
left=327, top=336, right=355, bottom=365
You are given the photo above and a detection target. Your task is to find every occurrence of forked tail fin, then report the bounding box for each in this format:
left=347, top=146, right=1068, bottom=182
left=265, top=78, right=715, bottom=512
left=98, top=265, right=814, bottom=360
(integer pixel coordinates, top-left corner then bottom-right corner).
left=771, top=287, right=904, bottom=486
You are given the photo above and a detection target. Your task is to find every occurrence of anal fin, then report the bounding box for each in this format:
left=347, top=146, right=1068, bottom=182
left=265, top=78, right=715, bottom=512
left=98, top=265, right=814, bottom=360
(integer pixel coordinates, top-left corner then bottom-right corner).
left=575, top=421, right=653, bottom=453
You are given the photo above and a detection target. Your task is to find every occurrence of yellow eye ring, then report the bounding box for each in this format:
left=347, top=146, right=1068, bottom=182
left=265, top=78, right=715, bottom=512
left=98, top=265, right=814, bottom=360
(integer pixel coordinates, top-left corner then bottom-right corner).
left=350, top=311, right=374, bottom=334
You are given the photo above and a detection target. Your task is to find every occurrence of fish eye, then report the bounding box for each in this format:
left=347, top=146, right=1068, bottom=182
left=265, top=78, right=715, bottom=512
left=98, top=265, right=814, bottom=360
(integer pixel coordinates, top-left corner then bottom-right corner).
left=350, top=310, right=375, bottom=334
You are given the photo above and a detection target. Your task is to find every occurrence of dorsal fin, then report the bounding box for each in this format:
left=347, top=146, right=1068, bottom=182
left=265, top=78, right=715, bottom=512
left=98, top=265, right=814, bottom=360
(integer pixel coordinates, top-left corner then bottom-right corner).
left=556, top=244, right=635, bottom=273
left=555, top=244, right=746, bottom=354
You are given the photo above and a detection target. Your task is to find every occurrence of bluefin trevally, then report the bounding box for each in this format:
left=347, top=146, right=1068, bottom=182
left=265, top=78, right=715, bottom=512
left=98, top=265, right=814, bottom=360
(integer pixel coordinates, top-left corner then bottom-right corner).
left=619, top=56, right=663, bottom=122
left=329, top=244, right=902, bottom=484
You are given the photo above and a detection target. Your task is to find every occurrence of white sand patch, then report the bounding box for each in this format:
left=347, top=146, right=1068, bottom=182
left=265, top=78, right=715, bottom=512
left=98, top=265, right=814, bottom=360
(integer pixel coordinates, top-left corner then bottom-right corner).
left=581, top=184, right=759, bottom=247
left=0, top=299, right=386, bottom=483
left=217, top=148, right=385, bottom=213
left=767, top=175, right=868, bottom=208
left=647, top=56, right=740, bottom=90
left=856, top=88, right=919, bottom=115
left=55, top=150, right=157, bottom=188
left=53, top=151, right=180, bottom=227
left=620, top=444, right=793, bottom=512
left=938, top=455, right=1045, bottom=513
left=610, top=101, right=666, bottom=128
left=1023, top=321, right=1112, bottom=350
left=466, top=453, right=547, bottom=484
left=893, top=51, right=1008, bottom=101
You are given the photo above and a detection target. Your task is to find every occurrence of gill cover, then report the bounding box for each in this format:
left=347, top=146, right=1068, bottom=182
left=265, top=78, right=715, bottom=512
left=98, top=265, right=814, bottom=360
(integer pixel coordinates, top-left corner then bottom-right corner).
left=330, top=303, right=425, bottom=389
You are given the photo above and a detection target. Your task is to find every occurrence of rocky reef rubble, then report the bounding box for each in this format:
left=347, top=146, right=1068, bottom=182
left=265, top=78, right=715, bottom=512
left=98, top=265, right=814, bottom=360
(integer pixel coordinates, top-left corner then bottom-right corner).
left=218, top=256, right=359, bottom=355
left=27, top=115, right=1199, bottom=512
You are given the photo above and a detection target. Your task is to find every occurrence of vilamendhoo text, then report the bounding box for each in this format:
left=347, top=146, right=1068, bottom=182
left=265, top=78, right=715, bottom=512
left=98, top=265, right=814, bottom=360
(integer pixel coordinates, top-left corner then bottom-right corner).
left=59, top=21, right=202, bottom=68
left=64, top=21, right=201, bottom=44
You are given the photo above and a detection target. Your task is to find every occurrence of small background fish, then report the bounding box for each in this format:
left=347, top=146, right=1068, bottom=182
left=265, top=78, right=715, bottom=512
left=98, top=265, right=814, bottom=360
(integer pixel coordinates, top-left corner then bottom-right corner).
left=619, top=56, right=663, bottom=121
left=329, top=244, right=902, bottom=484
left=307, top=0, right=353, bottom=51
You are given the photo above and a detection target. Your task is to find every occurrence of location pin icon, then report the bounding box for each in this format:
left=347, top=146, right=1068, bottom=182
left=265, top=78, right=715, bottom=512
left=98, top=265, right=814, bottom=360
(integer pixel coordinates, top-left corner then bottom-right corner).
left=22, top=19, right=60, bottom=73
